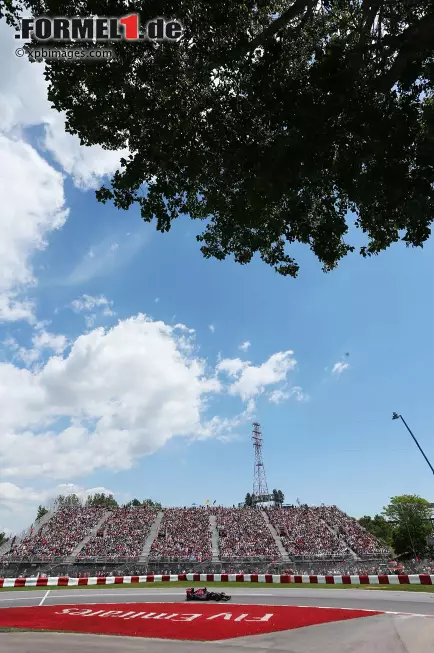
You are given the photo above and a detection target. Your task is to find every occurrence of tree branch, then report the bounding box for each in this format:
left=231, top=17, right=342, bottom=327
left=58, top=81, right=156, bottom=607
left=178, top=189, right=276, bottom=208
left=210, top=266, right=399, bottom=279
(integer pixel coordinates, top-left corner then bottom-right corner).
left=378, top=12, right=434, bottom=91
left=221, top=0, right=317, bottom=67
left=360, top=0, right=381, bottom=39
left=248, top=0, right=317, bottom=50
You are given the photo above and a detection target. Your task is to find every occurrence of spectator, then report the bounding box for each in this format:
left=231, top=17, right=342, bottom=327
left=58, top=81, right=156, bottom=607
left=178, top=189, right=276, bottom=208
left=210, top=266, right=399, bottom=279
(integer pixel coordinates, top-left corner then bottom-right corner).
left=212, top=507, right=280, bottom=558
left=5, top=507, right=104, bottom=558
left=318, top=506, right=391, bottom=557
left=266, top=506, right=350, bottom=557
left=150, top=508, right=211, bottom=561
left=78, top=506, right=159, bottom=560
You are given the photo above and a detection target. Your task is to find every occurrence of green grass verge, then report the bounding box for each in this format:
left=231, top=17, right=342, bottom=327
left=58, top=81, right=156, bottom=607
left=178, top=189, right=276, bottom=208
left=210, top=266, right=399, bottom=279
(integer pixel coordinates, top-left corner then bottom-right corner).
left=0, top=627, right=111, bottom=636
left=1, top=580, right=434, bottom=592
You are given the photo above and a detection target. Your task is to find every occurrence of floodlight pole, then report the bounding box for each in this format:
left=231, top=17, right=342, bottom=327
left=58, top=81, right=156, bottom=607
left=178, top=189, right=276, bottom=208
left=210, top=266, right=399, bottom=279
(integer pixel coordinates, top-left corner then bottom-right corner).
left=392, top=412, right=434, bottom=476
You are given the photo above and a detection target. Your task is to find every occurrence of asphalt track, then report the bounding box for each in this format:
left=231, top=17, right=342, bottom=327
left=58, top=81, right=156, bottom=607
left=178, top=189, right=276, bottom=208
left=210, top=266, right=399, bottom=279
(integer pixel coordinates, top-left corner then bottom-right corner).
left=1, top=586, right=434, bottom=652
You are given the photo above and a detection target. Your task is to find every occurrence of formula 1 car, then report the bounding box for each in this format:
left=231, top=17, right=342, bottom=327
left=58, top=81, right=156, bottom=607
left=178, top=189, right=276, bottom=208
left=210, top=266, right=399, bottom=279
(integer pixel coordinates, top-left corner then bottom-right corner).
left=186, top=587, right=231, bottom=602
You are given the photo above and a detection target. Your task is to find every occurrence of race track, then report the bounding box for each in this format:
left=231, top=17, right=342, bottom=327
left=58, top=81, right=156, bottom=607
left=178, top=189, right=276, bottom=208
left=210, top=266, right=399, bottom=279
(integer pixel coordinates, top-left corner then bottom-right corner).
left=1, top=586, right=434, bottom=652
left=2, top=586, right=434, bottom=614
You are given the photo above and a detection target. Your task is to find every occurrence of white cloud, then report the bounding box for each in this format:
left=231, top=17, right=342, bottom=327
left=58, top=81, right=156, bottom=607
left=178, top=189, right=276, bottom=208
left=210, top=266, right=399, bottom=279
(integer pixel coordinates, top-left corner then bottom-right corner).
left=4, top=337, right=40, bottom=366
left=0, top=314, right=227, bottom=481
left=64, top=232, right=146, bottom=285
left=209, top=324, right=215, bottom=333
left=0, top=482, right=113, bottom=507
left=268, top=388, right=290, bottom=404
left=217, top=351, right=297, bottom=401
left=5, top=329, right=68, bottom=368
left=0, top=21, right=126, bottom=191
left=0, top=24, right=51, bottom=132
left=85, top=314, right=96, bottom=329
left=155, top=297, right=160, bottom=303
left=70, top=294, right=114, bottom=315
left=45, top=483, right=115, bottom=505
left=216, top=357, right=248, bottom=378
left=0, top=135, right=68, bottom=323
left=0, top=482, right=46, bottom=504
left=0, top=481, right=115, bottom=534
left=291, top=386, right=308, bottom=402
left=239, top=341, right=251, bottom=352
left=332, top=361, right=350, bottom=376
left=0, top=314, right=301, bottom=488
left=268, top=385, right=307, bottom=404
left=32, top=330, right=68, bottom=354
left=195, top=398, right=255, bottom=443
left=44, top=112, right=127, bottom=190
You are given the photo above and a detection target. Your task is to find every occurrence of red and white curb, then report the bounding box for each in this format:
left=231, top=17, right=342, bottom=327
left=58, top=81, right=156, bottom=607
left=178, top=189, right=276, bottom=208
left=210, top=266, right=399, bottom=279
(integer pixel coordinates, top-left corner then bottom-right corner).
left=1, top=573, right=434, bottom=588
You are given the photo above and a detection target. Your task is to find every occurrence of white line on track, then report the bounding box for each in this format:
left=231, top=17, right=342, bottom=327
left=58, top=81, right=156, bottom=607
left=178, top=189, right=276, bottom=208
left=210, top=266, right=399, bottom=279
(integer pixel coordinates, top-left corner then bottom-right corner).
left=4, top=595, right=432, bottom=618
left=0, top=591, right=274, bottom=602
left=1, top=593, right=434, bottom=618
left=0, top=596, right=43, bottom=602
left=38, top=590, right=50, bottom=606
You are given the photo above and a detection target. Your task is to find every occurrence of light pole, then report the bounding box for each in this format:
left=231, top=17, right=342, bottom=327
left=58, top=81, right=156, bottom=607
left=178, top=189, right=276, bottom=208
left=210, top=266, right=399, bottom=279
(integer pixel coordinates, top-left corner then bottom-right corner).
left=392, top=412, right=434, bottom=476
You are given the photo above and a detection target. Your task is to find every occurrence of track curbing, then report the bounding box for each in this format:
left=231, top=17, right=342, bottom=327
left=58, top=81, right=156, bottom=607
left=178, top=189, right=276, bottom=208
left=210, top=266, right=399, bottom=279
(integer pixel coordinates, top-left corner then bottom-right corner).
left=1, top=573, right=433, bottom=589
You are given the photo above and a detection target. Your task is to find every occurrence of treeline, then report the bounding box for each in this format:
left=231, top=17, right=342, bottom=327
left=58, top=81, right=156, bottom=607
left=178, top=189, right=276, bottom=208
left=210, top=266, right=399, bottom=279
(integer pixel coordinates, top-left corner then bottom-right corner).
left=357, top=495, right=434, bottom=558
left=35, top=493, right=162, bottom=522
left=244, top=489, right=285, bottom=507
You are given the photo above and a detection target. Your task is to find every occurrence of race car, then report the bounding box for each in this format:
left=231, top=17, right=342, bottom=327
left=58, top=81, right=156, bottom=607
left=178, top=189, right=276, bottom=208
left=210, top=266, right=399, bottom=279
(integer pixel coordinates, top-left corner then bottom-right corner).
left=186, top=587, right=231, bottom=602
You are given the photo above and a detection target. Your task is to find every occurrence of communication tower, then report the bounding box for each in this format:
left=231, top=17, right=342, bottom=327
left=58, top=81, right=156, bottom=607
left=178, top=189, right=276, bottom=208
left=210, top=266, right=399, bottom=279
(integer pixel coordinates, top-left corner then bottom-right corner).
left=252, top=422, right=270, bottom=503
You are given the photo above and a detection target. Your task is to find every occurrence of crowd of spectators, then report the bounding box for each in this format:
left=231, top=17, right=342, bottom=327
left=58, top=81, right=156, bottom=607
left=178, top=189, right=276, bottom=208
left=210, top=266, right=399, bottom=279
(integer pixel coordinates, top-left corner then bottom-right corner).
left=4, top=508, right=104, bottom=558
left=317, top=506, right=392, bottom=557
left=266, top=506, right=350, bottom=557
left=212, top=507, right=280, bottom=558
left=2, top=504, right=392, bottom=564
left=77, top=506, right=159, bottom=560
left=149, top=508, right=212, bottom=561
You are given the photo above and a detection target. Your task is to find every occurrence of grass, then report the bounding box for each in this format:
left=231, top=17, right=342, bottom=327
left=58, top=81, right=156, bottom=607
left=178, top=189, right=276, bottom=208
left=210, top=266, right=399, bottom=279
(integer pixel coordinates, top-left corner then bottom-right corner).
left=0, top=628, right=58, bottom=633
left=0, top=627, right=104, bottom=635
left=1, top=580, right=434, bottom=593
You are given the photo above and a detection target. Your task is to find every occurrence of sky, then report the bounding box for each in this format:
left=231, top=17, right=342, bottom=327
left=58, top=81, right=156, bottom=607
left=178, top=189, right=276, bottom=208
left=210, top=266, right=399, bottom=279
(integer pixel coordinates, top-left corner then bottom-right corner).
left=1, top=22, right=434, bottom=536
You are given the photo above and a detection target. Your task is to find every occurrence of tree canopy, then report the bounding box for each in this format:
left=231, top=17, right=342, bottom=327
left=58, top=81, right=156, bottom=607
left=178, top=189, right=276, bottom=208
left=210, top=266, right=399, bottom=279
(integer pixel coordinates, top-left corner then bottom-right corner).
left=3, top=0, right=434, bottom=277
left=358, top=514, right=394, bottom=547
left=245, top=489, right=284, bottom=506
left=124, top=498, right=162, bottom=509
left=53, top=493, right=83, bottom=510
left=85, top=492, right=119, bottom=508
left=125, top=498, right=143, bottom=508
left=35, top=505, right=49, bottom=521
left=382, top=494, right=433, bottom=557
left=359, top=495, right=434, bottom=558
left=51, top=492, right=120, bottom=510
left=48, top=494, right=161, bottom=512
left=272, top=489, right=285, bottom=506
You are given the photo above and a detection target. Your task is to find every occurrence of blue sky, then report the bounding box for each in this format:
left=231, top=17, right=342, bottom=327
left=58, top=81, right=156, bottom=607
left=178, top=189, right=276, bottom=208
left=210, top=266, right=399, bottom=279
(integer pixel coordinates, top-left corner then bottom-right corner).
left=0, top=21, right=433, bottom=534
left=44, top=195, right=434, bottom=517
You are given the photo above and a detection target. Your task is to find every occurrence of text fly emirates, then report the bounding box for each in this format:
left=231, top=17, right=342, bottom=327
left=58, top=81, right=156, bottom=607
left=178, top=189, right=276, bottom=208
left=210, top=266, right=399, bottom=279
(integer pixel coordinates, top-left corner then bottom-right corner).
left=16, top=15, right=183, bottom=42
left=56, top=608, right=274, bottom=622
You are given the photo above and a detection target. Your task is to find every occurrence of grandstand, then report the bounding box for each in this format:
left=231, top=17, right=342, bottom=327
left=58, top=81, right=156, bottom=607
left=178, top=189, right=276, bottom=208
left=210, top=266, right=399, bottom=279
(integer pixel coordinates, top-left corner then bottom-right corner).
left=0, top=504, right=392, bottom=578
left=0, top=425, right=393, bottom=577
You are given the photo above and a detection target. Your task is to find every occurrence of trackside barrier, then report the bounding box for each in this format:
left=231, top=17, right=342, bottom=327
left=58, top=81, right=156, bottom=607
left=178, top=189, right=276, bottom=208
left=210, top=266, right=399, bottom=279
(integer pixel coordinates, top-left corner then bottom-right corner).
left=1, top=573, right=433, bottom=588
